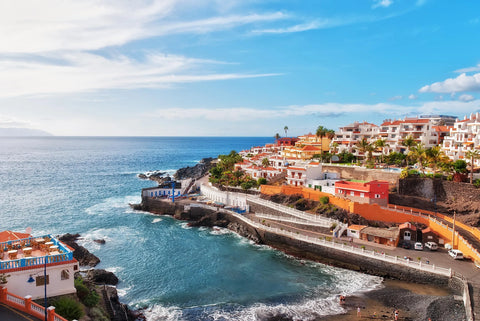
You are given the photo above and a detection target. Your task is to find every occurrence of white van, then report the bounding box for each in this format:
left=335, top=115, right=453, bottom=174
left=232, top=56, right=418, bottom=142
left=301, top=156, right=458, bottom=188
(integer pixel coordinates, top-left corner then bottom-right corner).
left=425, top=242, right=438, bottom=251
left=448, top=249, right=464, bottom=260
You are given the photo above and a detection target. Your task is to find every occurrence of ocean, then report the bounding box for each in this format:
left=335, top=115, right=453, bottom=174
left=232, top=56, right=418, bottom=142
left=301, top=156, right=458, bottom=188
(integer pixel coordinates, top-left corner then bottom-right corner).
left=0, top=137, right=382, bottom=321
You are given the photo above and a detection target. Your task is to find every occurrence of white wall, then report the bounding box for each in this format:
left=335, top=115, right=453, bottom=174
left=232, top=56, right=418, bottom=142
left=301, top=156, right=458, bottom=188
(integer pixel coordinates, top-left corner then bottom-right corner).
left=5, top=262, right=77, bottom=300
left=200, top=184, right=248, bottom=209
left=347, top=229, right=361, bottom=239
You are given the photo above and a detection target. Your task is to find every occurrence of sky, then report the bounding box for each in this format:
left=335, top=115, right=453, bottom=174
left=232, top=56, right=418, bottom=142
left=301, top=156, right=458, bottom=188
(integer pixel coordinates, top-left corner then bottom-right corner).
left=1, top=0, right=480, bottom=136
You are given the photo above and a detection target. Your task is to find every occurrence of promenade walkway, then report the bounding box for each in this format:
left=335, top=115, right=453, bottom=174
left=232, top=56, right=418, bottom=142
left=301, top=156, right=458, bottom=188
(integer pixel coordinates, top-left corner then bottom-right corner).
left=0, top=303, right=42, bottom=321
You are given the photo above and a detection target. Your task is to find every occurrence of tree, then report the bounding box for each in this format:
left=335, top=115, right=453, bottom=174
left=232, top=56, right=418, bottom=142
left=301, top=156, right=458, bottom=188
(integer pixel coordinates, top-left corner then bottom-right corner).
left=274, top=133, right=281, bottom=140
left=401, top=135, right=417, bottom=165
left=466, top=150, right=480, bottom=184
left=284, top=126, right=289, bottom=137
left=354, top=137, right=372, bottom=164
left=408, top=143, right=427, bottom=173
left=374, top=138, right=389, bottom=163
left=425, top=146, right=448, bottom=173
left=453, top=159, right=467, bottom=173
left=262, top=157, right=270, bottom=168
left=331, top=142, right=339, bottom=155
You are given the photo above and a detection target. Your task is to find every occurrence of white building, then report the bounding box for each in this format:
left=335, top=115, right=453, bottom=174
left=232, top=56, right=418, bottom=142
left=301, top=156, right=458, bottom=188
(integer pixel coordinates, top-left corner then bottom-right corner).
left=286, top=162, right=340, bottom=192
left=331, top=121, right=379, bottom=154
left=443, top=113, right=480, bottom=166
left=0, top=231, right=78, bottom=300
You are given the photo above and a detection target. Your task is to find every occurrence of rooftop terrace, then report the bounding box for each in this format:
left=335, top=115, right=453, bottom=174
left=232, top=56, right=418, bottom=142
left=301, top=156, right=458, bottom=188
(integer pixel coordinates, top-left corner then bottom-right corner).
left=0, top=234, right=73, bottom=271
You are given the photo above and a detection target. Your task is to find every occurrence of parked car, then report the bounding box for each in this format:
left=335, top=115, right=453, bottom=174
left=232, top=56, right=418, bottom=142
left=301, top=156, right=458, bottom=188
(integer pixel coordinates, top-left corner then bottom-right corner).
left=425, top=242, right=438, bottom=251
left=414, top=242, right=423, bottom=251
left=400, top=241, right=411, bottom=249
left=448, top=249, right=464, bottom=260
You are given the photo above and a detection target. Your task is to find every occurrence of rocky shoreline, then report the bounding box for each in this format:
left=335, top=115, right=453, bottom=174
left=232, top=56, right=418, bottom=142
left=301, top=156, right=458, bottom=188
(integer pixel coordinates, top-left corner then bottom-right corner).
left=132, top=198, right=467, bottom=321
left=59, top=233, right=145, bottom=321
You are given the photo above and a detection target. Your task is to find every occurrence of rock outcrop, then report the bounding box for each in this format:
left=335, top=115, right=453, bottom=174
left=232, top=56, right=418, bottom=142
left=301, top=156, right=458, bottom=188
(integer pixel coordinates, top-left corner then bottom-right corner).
left=86, top=269, right=119, bottom=285
left=59, top=233, right=100, bottom=267
left=174, top=157, right=216, bottom=180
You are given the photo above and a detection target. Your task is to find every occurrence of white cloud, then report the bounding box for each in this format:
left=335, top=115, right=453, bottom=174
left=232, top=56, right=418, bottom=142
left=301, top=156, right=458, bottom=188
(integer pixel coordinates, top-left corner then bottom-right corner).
left=0, top=115, right=33, bottom=128
left=252, top=20, right=323, bottom=34
left=147, top=100, right=480, bottom=123
left=0, top=52, right=280, bottom=97
left=372, top=0, right=393, bottom=9
left=459, top=94, right=475, bottom=102
left=419, top=73, right=480, bottom=93
left=455, top=64, right=480, bottom=73
left=408, top=94, right=417, bottom=100
left=389, top=95, right=403, bottom=101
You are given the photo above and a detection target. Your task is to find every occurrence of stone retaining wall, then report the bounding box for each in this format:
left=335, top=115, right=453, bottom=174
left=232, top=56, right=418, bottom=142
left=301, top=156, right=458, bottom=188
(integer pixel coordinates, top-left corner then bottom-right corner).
left=322, top=165, right=400, bottom=184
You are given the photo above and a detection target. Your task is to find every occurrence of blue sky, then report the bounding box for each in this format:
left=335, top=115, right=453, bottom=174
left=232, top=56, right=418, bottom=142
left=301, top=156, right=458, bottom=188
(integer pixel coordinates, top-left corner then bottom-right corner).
left=1, top=0, right=480, bottom=136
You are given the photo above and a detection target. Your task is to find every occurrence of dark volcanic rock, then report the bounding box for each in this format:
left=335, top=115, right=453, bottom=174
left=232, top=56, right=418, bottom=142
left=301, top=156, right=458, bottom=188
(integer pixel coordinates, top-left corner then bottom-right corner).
left=174, top=157, right=215, bottom=180
left=94, top=239, right=106, bottom=244
left=86, top=268, right=119, bottom=285
left=59, top=233, right=100, bottom=267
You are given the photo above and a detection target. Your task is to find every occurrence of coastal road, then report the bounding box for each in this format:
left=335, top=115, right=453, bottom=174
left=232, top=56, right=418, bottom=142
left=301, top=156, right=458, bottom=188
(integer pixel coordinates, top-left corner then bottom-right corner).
left=0, top=303, right=42, bottom=321
left=251, top=213, right=480, bottom=283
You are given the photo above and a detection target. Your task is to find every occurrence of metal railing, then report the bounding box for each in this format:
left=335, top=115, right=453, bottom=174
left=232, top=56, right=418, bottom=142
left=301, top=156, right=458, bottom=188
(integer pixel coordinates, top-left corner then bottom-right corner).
left=219, top=208, right=452, bottom=277
left=246, top=196, right=344, bottom=228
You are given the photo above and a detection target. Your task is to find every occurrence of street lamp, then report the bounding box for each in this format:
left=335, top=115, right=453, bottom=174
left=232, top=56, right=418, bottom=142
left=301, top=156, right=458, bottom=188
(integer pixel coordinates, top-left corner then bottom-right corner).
left=27, top=256, right=48, bottom=321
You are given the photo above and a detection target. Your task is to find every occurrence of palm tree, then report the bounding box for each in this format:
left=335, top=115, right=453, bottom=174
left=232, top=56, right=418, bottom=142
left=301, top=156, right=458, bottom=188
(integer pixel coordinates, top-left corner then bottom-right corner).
left=274, top=133, right=281, bottom=141
left=374, top=138, right=389, bottom=164
left=262, top=157, right=270, bottom=168
left=354, top=137, right=372, bottom=165
left=331, top=142, right=339, bottom=155
left=316, top=126, right=327, bottom=142
left=401, top=135, right=417, bottom=165
left=425, top=146, right=448, bottom=173
left=284, top=126, right=289, bottom=137
left=466, top=150, right=480, bottom=184
left=408, top=143, right=427, bottom=173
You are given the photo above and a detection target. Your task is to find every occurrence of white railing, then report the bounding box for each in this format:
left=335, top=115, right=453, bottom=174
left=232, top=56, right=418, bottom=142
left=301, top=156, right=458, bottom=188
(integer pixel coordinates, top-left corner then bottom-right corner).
left=220, top=209, right=452, bottom=277
left=246, top=196, right=344, bottom=228
left=31, top=303, right=44, bottom=314
left=6, top=293, right=24, bottom=305
left=255, top=213, right=330, bottom=228
left=200, top=184, right=248, bottom=208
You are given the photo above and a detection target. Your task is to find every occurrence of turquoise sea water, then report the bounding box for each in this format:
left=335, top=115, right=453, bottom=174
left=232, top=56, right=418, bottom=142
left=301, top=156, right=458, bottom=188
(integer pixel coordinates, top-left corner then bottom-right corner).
left=0, top=137, right=382, bottom=320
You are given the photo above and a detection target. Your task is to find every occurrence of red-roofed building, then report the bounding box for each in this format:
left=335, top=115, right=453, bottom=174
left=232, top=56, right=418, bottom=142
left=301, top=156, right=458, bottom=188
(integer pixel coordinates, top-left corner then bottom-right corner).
left=422, top=227, right=439, bottom=244
left=331, top=121, right=379, bottom=155
left=335, top=180, right=389, bottom=206
left=0, top=230, right=32, bottom=243
left=399, top=222, right=417, bottom=244
left=0, top=231, right=78, bottom=300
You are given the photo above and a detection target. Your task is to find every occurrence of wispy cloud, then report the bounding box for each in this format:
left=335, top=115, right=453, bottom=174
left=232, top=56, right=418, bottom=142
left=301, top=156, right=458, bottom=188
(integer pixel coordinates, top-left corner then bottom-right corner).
left=372, top=0, right=393, bottom=9
left=389, top=95, right=403, bottom=101
left=148, top=100, right=480, bottom=122
left=252, top=20, right=323, bottom=34
left=419, top=73, right=480, bottom=93
left=455, top=63, right=480, bottom=73
left=459, top=94, right=475, bottom=102
left=0, top=52, right=280, bottom=97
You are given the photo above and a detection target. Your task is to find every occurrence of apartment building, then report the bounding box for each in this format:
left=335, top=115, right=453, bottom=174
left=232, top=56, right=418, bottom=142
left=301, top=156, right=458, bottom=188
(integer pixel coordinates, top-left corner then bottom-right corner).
left=331, top=121, right=379, bottom=154
left=443, top=113, right=480, bottom=166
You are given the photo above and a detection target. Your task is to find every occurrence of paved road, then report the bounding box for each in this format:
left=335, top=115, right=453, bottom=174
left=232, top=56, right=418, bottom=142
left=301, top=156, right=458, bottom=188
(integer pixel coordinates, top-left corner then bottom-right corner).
left=0, top=303, right=42, bottom=321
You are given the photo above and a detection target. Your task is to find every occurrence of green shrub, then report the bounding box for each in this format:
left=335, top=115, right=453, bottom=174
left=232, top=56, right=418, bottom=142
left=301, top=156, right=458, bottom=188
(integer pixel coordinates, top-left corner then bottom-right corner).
left=257, top=178, right=267, bottom=185
left=83, top=290, right=100, bottom=307
left=74, top=278, right=89, bottom=301
left=319, top=196, right=329, bottom=205
left=88, top=307, right=109, bottom=321
left=474, top=179, right=480, bottom=188
left=53, top=297, right=84, bottom=321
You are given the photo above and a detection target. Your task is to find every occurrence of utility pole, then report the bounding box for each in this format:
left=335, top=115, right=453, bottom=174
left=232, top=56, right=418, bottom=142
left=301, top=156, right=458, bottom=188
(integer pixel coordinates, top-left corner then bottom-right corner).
left=452, top=210, right=456, bottom=249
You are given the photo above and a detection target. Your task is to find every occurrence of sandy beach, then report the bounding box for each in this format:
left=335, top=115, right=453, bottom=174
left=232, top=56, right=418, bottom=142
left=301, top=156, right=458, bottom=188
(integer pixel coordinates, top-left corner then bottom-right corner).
left=319, top=279, right=465, bottom=321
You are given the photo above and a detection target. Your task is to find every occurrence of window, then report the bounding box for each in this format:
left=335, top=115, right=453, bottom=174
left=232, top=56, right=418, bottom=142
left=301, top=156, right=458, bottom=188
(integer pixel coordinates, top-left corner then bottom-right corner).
left=360, top=193, right=365, bottom=198
left=350, top=191, right=354, bottom=196
left=61, top=269, right=70, bottom=280
left=350, top=230, right=356, bottom=234
left=375, top=194, right=381, bottom=198
left=36, top=275, right=49, bottom=287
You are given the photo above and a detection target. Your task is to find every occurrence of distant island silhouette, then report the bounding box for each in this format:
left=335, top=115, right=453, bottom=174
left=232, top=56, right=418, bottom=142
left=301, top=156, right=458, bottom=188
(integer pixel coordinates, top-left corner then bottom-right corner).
left=0, top=127, right=52, bottom=136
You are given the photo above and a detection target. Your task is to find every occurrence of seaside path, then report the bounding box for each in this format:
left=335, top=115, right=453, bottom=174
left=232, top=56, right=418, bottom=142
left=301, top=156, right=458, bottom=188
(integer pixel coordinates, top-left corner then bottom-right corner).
left=0, top=303, right=42, bottom=321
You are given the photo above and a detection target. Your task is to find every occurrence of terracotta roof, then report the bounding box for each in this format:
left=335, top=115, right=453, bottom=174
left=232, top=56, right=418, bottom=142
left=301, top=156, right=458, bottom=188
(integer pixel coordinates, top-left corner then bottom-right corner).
left=287, top=167, right=306, bottom=171
left=432, top=125, right=452, bottom=132
left=422, top=227, right=432, bottom=233
left=0, top=230, right=32, bottom=243
left=399, top=222, right=417, bottom=231
left=301, top=145, right=321, bottom=151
